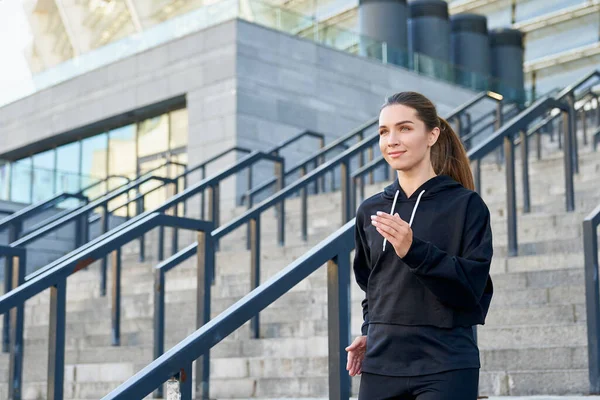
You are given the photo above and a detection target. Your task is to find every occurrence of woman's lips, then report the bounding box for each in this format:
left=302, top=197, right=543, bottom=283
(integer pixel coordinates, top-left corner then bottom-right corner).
left=388, top=151, right=406, bottom=158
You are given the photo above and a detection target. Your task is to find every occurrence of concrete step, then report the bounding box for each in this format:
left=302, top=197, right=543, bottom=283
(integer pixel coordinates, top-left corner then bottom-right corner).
left=477, top=323, right=587, bottom=350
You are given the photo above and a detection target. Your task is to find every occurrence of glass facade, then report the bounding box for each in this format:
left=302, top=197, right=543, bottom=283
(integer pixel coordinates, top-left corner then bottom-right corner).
left=1, top=108, right=188, bottom=206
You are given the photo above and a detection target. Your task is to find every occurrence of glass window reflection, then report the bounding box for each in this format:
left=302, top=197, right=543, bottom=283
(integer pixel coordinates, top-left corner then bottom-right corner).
left=11, top=157, right=32, bottom=204
left=56, top=141, right=82, bottom=194
left=169, top=108, right=188, bottom=150
left=138, top=115, right=169, bottom=158
left=32, top=149, right=56, bottom=202
left=81, top=133, right=108, bottom=199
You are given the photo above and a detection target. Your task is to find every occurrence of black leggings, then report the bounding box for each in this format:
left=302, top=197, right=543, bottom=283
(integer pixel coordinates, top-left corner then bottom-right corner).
left=358, top=368, right=479, bottom=400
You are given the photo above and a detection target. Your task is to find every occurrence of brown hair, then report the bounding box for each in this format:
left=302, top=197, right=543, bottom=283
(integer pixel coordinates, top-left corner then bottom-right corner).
left=381, top=91, right=474, bottom=190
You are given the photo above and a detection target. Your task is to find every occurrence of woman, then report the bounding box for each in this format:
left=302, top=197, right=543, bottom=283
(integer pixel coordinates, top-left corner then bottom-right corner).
left=346, top=92, right=494, bottom=399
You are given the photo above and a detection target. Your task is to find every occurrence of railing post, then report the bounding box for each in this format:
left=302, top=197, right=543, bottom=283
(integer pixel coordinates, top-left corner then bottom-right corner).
left=341, top=160, right=352, bottom=223
left=558, top=115, right=563, bottom=149
left=301, top=166, right=308, bottom=242
left=158, top=224, right=165, bottom=262
left=196, top=229, right=213, bottom=400
left=246, top=191, right=253, bottom=251
left=473, top=159, right=481, bottom=195
left=563, top=108, right=575, bottom=212
left=47, top=279, right=66, bottom=400
left=2, top=253, right=13, bottom=353
left=351, top=176, right=359, bottom=218
left=368, top=145, right=374, bottom=185
left=171, top=181, right=179, bottom=256
left=153, top=268, right=165, bottom=399
left=567, top=94, right=580, bottom=174
left=200, top=166, right=206, bottom=220
left=9, top=253, right=25, bottom=400
left=582, top=107, right=588, bottom=146
left=520, top=130, right=531, bottom=214
left=327, top=251, right=351, bottom=400
left=250, top=216, right=261, bottom=339
left=504, top=135, right=518, bottom=257
left=276, top=159, right=285, bottom=246
left=536, top=130, right=542, bottom=160
left=111, top=247, right=122, bottom=346
left=138, top=197, right=146, bottom=262
left=357, top=131, right=365, bottom=203
left=584, top=218, right=600, bottom=393
left=100, top=203, right=110, bottom=296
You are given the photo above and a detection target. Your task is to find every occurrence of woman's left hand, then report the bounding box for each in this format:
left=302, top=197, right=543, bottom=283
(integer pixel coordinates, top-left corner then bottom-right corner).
left=371, top=212, right=413, bottom=258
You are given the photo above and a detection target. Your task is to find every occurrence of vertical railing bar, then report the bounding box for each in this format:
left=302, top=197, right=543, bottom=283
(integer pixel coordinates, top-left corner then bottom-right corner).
left=9, top=253, right=25, bottom=400
left=47, top=279, right=66, bottom=400
left=196, top=229, right=212, bottom=400
left=505, top=135, right=518, bottom=257
left=584, top=218, right=600, bottom=393
left=111, top=247, right=122, bottom=346
left=153, top=268, right=165, bottom=399
left=301, top=166, right=308, bottom=242
left=520, top=130, right=531, bottom=213
left=563, top=109, right=575, bottom=212
left=100, top=203, right=109, bottom=296
left=250, top=217, right=261, bottom=339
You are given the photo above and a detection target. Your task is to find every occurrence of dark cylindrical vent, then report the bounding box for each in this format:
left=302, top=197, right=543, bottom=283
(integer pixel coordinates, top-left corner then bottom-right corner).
left=358, top=0, right=408, bottom=66
left=451, top=14, right=490, bottom=90
left=408, top=0, right=450, bottom=64
left=489, top=28, right=525, bottom=102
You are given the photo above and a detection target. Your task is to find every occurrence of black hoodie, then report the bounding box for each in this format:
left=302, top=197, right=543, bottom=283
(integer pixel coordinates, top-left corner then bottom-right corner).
left=353, top=175, right=494, bottom=376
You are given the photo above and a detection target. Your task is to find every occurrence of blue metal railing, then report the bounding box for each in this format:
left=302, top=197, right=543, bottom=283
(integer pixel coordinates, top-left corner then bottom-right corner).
left=103, top=220, right=355, bottom=400
left=0, top=213, right=214, bottom=400
left=241, top=125, right=370, bottom=208
left=584, top=203, right=600, bottom=393
left=0, top=175, right=130, bottom=243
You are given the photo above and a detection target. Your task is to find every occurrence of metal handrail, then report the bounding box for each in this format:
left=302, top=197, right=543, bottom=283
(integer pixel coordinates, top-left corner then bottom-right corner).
left=18, top=151, right=284, bottom=287
left=241, top=130, right=326, bottom=202
left=0, top=213, right=214, bottom=400
left=0, top=174, right=130, bottom=241
left=152, top=241, right=211, bottom=398
left=241, top=123, right=377, bottom=206
left=584, top=202, right=600, bottom=393
left=103, top=220, right=356, bottom=400
left=445, top=91, right=504, bottom=121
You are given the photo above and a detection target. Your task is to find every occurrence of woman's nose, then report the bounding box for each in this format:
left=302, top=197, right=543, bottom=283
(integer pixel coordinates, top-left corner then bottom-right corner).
left=387, top=131, right=400, bottom=146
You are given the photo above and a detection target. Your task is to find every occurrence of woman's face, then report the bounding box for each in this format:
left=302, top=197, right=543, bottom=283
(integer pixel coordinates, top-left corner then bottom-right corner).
left=378, top=104, right=439, bottom=172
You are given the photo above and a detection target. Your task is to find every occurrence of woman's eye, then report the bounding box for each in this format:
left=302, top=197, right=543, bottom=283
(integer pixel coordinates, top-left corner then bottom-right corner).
left=401, top=126, right=409, bottom=132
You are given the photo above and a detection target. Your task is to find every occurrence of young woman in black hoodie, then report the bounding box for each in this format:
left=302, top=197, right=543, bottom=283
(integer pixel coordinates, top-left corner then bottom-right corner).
left=346, top=92, right=494, bottom=399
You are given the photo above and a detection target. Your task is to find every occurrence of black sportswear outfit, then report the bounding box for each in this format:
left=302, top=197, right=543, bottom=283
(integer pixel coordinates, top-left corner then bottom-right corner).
left=353, top=175, right=494, bottom=399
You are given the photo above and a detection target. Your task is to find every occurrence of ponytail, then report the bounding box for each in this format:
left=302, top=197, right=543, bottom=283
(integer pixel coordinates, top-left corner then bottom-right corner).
left=433, top=117, right=474, bottom=190
left=382, top=92, right=474, bottom=190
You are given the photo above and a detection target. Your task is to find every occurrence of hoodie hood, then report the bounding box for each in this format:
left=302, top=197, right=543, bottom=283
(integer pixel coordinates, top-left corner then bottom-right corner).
left=382, top=174, right=463, bottom=201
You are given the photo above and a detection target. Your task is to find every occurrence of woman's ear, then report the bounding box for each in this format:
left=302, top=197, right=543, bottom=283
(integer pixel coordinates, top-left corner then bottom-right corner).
left=428, top=127, right=441, bottom=147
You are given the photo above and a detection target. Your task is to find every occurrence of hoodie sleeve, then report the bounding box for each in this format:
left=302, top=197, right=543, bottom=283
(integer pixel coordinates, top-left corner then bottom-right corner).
left=402, top=193, right=493, bottom=310
left=353, top=208, right=372, bottom=336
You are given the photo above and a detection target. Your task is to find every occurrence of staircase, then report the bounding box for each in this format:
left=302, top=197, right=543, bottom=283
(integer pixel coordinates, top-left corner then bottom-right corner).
left=0, top=116, right=599, bottom=398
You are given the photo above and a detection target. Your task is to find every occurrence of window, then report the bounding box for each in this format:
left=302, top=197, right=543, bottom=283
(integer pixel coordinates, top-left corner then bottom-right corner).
left=32, top=149, right=56, bottom=202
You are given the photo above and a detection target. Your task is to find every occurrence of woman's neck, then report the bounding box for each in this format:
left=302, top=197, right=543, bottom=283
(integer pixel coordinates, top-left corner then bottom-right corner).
left=396, top=166, right=437, bottom=198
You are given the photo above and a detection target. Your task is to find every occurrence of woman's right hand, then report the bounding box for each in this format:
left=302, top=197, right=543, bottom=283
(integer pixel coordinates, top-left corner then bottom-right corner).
left=345, top=335, right=367, bottom=376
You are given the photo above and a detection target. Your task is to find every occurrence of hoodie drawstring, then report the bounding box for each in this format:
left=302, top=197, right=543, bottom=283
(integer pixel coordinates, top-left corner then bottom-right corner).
left=383, top=189, right=426, bottom=251
left=408, top=190, right=426, bottom=227
left=389, top=189, right=426, bottom=228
